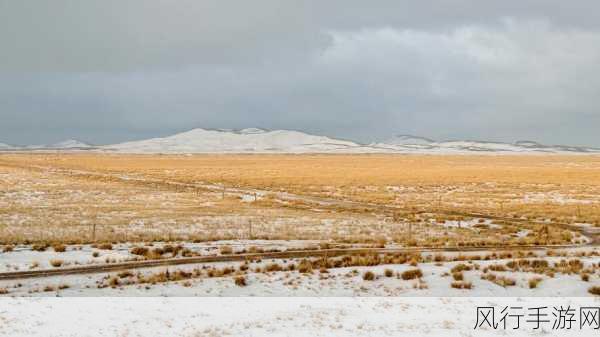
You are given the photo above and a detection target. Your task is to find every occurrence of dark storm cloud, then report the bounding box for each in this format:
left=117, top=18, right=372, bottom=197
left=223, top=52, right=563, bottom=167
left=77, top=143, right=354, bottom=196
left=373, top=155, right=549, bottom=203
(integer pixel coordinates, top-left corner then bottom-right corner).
left=1, top=1, right=599, bottom=146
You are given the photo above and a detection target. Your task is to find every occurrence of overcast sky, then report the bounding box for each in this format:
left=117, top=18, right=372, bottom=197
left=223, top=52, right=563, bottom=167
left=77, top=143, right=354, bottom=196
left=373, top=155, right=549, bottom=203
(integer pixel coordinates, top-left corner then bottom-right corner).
left=1, top=1, right=599, bottom=146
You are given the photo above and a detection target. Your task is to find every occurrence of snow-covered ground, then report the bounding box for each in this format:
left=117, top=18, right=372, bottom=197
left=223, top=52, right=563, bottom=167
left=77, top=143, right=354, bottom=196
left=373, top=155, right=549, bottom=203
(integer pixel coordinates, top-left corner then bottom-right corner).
left=2, top=248, right=598, bottom=297
left=1, top=297, right=599, bottom=336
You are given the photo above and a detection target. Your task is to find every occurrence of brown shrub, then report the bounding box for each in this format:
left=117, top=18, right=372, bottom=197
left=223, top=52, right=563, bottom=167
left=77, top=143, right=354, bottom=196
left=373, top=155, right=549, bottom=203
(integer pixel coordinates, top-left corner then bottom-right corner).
left=265, top=263, right=283, bottom=272
left=452, top=272, right=464, bottom=281
left=2, top=245, right=14, bottom=253
left=118, top=271, right=134, bottom=278
left=451, top=264, right=472, bottom=273
left=451, top=281, right=472, bottom=289
left=130, top=246, right=149, bottom=256
left=234, top=276, right=247, bottom=287
left=50, top=259, right=63, bottom=267
left=32, top=243, right=48, bottom=252
left=362, top=271, right=375, bottom=281
left=589, top=286, right=600, bottom=296
left=384, top=269, right=394, bottom=277
left=52, top=244, right=66, bottom=252
left=98, top=243, right=113, bottom=250
left=401, top=269, right=423, bottom=280
left=528, top=277, right=543, bottom=289
left=220, top=245, right=233, bottom=255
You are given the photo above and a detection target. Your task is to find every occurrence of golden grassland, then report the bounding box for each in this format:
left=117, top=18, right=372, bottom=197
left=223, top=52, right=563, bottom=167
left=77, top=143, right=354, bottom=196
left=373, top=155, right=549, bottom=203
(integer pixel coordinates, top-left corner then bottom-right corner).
left=0, top=153, right=599, bottom=245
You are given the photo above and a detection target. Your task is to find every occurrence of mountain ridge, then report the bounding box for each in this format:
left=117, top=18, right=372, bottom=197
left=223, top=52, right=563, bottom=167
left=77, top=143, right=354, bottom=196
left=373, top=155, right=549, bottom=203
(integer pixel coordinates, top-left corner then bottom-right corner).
left=1, top=129, right=599, bottom=154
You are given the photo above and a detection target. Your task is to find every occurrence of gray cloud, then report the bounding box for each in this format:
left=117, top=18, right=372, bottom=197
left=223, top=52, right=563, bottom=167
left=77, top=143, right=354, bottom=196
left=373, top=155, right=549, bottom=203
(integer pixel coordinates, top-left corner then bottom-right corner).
left=1, top=1, right=599, bottom=146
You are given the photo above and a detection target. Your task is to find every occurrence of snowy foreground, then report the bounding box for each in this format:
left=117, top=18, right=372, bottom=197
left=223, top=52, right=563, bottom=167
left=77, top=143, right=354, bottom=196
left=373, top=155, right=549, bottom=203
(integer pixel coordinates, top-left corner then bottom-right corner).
left=1, top=297, right=600, bottom=336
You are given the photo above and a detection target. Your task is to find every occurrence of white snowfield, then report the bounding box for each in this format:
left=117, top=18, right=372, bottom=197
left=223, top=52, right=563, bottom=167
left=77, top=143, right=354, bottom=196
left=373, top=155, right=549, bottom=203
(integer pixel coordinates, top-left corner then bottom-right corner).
left=1, top=297, right=598, bottom=337
left=2, top=129, right=600, bottom=154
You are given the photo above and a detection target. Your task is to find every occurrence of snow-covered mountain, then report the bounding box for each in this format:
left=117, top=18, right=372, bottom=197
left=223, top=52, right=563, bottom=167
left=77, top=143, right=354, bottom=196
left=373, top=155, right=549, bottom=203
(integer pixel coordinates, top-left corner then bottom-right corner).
left=2, top=130, right=599, bottom=154
left=47, top=139, right=92, bottom=149
left=22, top=139, right=93, bottom=150
left=372, top=135, right=600, bottom=154
left=102, top=128, right=374, bottom=153
left=0, top=142, right=14, bottom=150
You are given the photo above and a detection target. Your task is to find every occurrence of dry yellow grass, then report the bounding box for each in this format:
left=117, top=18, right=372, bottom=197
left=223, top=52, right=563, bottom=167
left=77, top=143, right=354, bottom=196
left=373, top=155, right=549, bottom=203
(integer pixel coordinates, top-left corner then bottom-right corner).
left=1, top=153, right=598, bottom=245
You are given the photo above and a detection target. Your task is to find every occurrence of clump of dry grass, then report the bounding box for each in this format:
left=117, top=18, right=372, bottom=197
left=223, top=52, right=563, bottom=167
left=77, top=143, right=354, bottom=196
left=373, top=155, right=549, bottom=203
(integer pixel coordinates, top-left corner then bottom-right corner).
left=130, top=246, right=149, bottom=256
left=265, top=263, right=283, bottom=272
left=118, top=271, right=134, bottom=279
left=452, top=272, right=464, bottom=281
left=49, top=259, right=63, bottom=267
left=581, top=273, right=590, bottom=282
left=362, top=271, right=375, bottom=281
left=234, top=275, right=247, bottom=287
left=0, top=288, right=8, bottom=295
left=401, top=269, right=423, bottom=280
left=451, top=264, right=472, bottom=273
left=451, top=281, right=472, bottom=289
left=32, top=243, right=49, bottom=252
left=43, top=285, right=55, bottom=292
left=384, top=269, right=394, bottom=277
left=482, top=273, right=516, bottom=287
left=2, top=245, right=14, bottom=253
left=589, top=286, right=600, bottom=296
left=220, top=245, right=233, bottom=255
left=51, top=244, right=66, bottom=253
left=98, top=243, right=113, bottom=250
left=92, top=251, right=100, bottom=257
left=528, top=277, right=543, bottom=289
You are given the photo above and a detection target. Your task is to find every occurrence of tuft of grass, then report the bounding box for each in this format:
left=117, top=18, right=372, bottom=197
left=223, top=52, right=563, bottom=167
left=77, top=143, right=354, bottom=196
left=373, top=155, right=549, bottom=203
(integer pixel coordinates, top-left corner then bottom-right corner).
left=589, top=286, right=600, bottom=296
left=49, top=259, right=64, bottom=268
left=220, top=245, right=233, bottom=255
left=234, top=276, right=247, bottom=287
left=401, top=269, right=423, bottom=280
left=384, top=269, right=394, bottom=277
left=92, top=251, right=100, bottom=257
left=98, top=243, right=113, bottom=250
left=452, top=272, right=464, bottom=281
left=130, top=246, right=149, bottom=256
left=0, top=288, right=8, bottom=295
left=451, top=264, right=472, bottom=273
left=581, top=273, right=590, bottom=282
left=52, top=244, right=66, bottom=252
left=528, top=277, right=543, bottom=289
left=451, top=281, right=472, bottom=289
left=362, top=271, right=375, bottom=281
left=32, top=243, right=48, bottom=252
left=2, top=245, right=14, bottom=253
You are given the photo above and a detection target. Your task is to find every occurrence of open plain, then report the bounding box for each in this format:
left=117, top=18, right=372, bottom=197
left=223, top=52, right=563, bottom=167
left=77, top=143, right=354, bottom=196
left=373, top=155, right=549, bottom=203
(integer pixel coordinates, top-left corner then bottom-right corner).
left=1, top=153, right=599, bottom=296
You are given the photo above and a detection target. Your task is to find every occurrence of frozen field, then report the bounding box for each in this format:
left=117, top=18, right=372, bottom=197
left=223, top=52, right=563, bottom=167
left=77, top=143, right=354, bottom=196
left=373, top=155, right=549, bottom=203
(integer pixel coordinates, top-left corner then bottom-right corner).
left=2, top=297, right=600, bottom=337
